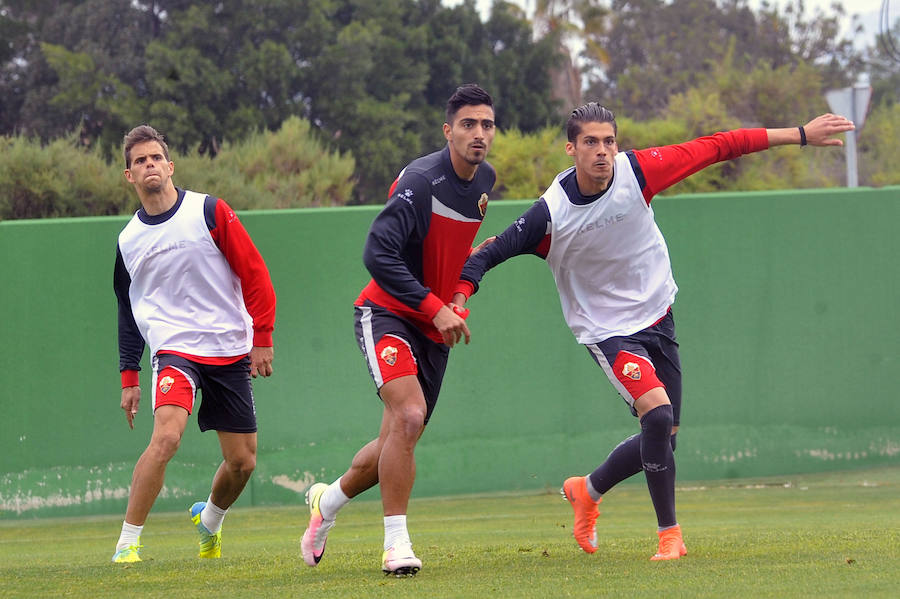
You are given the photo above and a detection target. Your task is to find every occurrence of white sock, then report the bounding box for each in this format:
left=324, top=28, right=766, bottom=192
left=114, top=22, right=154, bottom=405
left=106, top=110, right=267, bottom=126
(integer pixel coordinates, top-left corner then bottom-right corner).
left=585, top=476, right=603, bottom=502
left=383, top=515, right=410, bottom=550
left=117, top=521, right=143, bottom=551
left=200, top=496, right=228, bottom=534
left=319, top=477, right=351, bottom=521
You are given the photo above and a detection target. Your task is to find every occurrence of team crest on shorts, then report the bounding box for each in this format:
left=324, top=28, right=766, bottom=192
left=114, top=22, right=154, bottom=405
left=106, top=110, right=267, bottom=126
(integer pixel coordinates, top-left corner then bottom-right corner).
left=478, top=193, right=488, bottom=217
left=158, top=375, right=175, bottom=394
left=380, top=345, right=398, bottom=366
left=622, top=362, right=642, bottom=381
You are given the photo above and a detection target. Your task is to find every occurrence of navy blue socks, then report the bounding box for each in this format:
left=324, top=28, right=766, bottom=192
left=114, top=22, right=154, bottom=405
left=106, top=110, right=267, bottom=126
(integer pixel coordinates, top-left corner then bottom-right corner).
left=588, top=433, right=642, bottom=496
left=587, top=404, right=677, bottom=528
left=639, top=404, right=676, bottom=528
left=588, top=431, right=676, bottom=495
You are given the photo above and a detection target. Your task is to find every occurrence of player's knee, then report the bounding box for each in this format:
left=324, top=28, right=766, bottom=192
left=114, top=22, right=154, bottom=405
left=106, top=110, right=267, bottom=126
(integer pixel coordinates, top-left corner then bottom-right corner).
left=392, top=405, right=426, bottom=440
left=147, top=431, right=181, bottom=461
left=639, top=404, right=673, bottom=438
left=228, top=454, right=256, bottom=478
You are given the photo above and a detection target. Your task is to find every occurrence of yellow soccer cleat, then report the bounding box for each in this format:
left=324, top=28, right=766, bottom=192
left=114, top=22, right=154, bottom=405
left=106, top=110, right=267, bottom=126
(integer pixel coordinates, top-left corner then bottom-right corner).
left=111, top=542, right=143, bottom=563
left=190, top=502, right=222, bottom=558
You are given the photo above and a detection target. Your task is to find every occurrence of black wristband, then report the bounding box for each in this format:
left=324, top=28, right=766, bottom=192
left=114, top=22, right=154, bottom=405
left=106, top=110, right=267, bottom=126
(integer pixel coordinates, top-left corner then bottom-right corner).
left=799, top=126, right=807, bottom=146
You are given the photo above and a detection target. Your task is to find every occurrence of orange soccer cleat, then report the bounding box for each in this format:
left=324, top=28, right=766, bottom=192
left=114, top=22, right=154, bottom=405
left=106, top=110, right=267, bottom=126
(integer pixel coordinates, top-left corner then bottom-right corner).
left=561, top=476, right=602, bottom=554
left=650, top=524, right=687, bottom=561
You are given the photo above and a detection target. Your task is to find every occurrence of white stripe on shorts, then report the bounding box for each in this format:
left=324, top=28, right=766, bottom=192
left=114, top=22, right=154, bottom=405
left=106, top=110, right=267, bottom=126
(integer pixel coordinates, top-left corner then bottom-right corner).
left=586, top=343, right=636, bottom=407
left=358, top=306, right=383, bottom=387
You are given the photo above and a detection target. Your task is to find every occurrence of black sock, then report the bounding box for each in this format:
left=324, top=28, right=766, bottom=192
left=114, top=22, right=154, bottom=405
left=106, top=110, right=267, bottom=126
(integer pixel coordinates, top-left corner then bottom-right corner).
left=588, top=432, right=678, bottom=496
left=589, top=433, right=641, bottom=495
left=640, top=404, right=677, bottom=528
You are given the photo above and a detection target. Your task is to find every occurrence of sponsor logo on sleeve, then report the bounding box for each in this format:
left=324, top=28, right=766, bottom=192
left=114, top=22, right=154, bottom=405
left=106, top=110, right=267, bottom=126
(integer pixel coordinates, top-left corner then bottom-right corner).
left=398, top=188, right=414, bottom=206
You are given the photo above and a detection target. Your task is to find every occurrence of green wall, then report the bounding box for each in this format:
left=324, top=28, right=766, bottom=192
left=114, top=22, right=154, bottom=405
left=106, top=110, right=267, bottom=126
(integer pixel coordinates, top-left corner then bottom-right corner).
left=1, top=187, right=897, bottom=519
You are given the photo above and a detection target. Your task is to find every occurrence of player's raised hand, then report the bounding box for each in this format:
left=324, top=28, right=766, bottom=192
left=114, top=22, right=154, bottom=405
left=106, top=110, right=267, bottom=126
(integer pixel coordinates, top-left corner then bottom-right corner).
left=802, top=113, right=855, bottom=146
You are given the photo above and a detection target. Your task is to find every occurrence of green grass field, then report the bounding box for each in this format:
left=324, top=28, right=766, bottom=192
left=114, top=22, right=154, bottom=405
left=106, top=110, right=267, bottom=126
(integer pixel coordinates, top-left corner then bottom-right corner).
left=2, top=467, right=898, bottom=598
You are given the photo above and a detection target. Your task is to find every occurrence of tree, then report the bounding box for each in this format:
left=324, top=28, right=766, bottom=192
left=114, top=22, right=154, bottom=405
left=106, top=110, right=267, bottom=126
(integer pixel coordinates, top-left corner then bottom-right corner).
left=303, top=0, right=430, bottom=202
left=858, top=102, right=900, bottom=186
left=303, top=0, right=564, bottom=202
left=864, top=11, right=900, bottom=109
left=582, top=0, right=862, bottom=121
left=6, top=0, right=160, bottom=144
left=485, top=1, right=565, bottom=130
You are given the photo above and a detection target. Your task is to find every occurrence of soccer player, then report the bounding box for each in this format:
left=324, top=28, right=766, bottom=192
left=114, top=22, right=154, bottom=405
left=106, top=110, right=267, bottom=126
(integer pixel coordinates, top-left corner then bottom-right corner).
left=300, top=84, right=496, bottom=576
left=455, top=104, right=854, bottom=560
left=111, top=125, right=276, bottom=563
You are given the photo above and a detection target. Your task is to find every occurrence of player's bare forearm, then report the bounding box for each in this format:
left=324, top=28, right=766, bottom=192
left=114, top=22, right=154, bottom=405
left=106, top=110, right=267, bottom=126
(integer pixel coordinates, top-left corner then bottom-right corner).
left=767, top=113, right=855, bottom=147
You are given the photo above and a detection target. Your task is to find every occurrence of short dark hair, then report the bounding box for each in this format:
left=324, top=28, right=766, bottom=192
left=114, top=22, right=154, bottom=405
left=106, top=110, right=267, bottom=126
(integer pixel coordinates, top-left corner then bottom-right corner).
left=566, top=103, right=617, bottom=142
left=123, top=125, right=170, bottom=168
left=446, top=84, right=493, bottom=125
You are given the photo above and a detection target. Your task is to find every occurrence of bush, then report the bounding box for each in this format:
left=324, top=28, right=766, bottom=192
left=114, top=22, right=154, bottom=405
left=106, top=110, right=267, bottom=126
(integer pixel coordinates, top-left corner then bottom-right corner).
left=174, top=117, right=356, bottom=209
left=0, top=134, right=131, bottom=221
left=859, top=102, right=900, bottom=187
left=489, top=126, right=571, bottom=200
left=0, top=117, right=357, bottom=220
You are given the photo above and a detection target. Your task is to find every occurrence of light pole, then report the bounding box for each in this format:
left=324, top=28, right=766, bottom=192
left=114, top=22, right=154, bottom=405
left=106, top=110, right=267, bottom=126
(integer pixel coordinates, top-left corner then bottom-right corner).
left=825, top=77, right=872, bottom=188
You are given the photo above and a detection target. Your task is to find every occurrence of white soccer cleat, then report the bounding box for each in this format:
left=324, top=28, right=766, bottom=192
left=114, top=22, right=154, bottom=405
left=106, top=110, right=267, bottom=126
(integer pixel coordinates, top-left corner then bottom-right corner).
left=381, top=541, right=422, bottom=577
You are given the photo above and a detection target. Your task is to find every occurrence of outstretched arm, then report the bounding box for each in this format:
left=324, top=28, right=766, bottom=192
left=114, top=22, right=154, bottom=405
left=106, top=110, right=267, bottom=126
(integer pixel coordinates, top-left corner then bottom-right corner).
left=632, top=112, right=855, bottom=202
left=767, top=113, right=855, bottom=147
left=457, top=199, right=552, bottom=302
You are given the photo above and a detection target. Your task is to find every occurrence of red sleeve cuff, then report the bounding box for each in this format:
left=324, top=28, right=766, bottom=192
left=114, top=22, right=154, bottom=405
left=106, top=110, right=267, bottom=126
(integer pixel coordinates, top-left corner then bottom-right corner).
left=121, top=370, right=140, bottom=388
left=750, top=127, right=770, bottom=150
left=253, top=329, right=274, bottom=347
left=419, top=293, right=446, bottom=320
left=453, top=280, right=475, bottom=300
